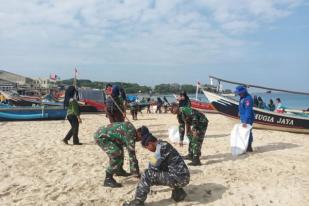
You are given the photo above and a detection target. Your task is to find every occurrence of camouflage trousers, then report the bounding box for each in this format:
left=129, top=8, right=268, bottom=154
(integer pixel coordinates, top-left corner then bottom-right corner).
left=98, top=138, right=124, bottom=174
left=188, top=124, right=208, bottom=158
left=135, top=168, right=190, bottom=202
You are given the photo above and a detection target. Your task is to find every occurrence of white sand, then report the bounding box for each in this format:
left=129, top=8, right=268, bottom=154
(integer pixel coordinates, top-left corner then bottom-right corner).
left=1, top=113, right=309, bottom=206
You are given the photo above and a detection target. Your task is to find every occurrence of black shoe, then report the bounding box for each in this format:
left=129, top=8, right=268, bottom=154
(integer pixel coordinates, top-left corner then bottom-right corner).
left=182, top=154, right=192, bottom=160
left=188, top=157, right=201, bottom=166
left=73, top=142, right=83, bottom=145
left=115, top=169, right=131, bottom=177
left=104, top=172, right=122, bottom=188
left=123, top=199, right=145, bottom=206
left=171, top=188, right=187, bottom=202
left=246, top=145, right=253, bottom=152
left=62, top=139, right=68, bottom=145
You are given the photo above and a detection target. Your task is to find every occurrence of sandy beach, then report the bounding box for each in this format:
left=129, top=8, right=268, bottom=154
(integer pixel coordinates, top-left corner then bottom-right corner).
left=1, top=113, right=309, bottom=206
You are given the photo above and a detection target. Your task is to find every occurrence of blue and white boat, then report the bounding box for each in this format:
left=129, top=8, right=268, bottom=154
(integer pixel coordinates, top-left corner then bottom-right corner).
left=0, top=105, right=66, bottom=121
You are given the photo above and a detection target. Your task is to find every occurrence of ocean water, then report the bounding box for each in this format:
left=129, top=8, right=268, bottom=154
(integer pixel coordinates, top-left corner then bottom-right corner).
left=141, top=93, right=309, bottom=110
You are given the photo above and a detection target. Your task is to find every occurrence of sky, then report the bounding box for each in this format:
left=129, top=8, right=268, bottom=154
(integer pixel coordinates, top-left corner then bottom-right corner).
left=0, top=0, right=308, bottom=91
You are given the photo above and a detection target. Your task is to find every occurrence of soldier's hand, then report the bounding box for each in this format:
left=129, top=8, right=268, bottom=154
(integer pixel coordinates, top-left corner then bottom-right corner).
left=78, top=117, right=82, bottom=123
left=192, top=130, right=197, bottom=136
left=179, top=141, right=184, bottom=147
left=133, top=173, right=141, bottom=179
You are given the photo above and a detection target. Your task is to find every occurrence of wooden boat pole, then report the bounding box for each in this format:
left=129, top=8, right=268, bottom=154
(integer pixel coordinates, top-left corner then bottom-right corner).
left=209, top=75, right=309, bottom=95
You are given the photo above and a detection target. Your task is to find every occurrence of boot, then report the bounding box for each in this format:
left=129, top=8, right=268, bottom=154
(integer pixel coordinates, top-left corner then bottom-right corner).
left=104, top=172, right=122, bottom=188
left=188, top=157, right=201, bottom=166
left=246, top=144, right=253, bottom=152
left=182, top=154, right=192, bottom=160
left=115, top=168, right=131, bottom=177
left=171, top=188, right=187, bottom=202
left=73, top=142, right=83, bottom=145
left=62, top=139, right=68, bottom=145
left=122, top=199, right=145, bottom=206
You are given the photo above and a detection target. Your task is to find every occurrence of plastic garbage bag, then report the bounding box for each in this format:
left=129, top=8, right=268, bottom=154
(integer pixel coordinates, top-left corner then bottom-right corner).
left=230, top=124, right=252, bottom=156
left=168, top=126, right=190, bottom=144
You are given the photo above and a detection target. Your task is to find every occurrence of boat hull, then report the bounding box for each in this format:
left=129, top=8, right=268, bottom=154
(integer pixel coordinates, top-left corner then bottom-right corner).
left=0, top=106, right=67, bottom=121
left=202, top=90, right=309, bottom=134
left=190, top=99, right=217, bottom=113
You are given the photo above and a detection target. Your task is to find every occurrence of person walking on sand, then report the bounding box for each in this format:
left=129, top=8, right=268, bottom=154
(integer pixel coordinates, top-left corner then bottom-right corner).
left=63, top=86, right=82, bottom=145
left=94, top=122, right=141, bottom=188
left=123, top=126, right=190, bottom=206
left=234, top=85, right=254, bottom=152
left=171, top=103, right=208, bottom=166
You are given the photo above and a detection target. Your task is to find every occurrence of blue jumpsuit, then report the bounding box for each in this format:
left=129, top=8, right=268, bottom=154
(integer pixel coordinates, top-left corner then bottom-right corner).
left=239, top=92, right=255, bottom=145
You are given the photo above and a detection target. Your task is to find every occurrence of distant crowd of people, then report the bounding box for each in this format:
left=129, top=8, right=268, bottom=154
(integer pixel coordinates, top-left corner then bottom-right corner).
left=253, top=95, right=285, bottom=113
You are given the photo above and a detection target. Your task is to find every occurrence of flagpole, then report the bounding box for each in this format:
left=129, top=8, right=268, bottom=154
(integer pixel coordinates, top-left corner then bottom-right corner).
left=73, top=68, right=77, bottom=88
left=195, top=82, right=199, bottom=100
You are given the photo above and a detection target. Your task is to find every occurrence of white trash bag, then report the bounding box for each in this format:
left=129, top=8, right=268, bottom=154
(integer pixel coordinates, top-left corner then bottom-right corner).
left=230, top=124, right=252, bottom=156
left=168, top=126, right=190, bottom=144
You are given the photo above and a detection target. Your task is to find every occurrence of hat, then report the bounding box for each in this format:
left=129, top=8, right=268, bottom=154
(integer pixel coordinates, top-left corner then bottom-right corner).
left=112, top=85, right=120, bottom=97
left=139, top=126, right=152, bottom=146
left=234, top=85, right=247, bottom=95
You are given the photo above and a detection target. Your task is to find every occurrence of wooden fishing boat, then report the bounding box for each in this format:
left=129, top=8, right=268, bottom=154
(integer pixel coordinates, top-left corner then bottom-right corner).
left=0, top=106, right=67, bottom=121
left=201, top=76, right=309, bottom=134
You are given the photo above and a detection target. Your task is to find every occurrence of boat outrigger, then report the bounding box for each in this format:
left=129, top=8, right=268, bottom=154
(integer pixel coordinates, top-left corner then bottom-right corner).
left=201, top=76, right=309, bottom=134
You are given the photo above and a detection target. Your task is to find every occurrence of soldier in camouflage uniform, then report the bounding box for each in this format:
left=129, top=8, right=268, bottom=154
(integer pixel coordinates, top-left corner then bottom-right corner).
left=171, top=103, right=209, bottom=166
left=94, top=122, right=140, bottom=188
left=177, top=91, right=191, bottom=141
left=105, top=84, right=126, bottom=123
left=123, top=126, right=190, bottom=206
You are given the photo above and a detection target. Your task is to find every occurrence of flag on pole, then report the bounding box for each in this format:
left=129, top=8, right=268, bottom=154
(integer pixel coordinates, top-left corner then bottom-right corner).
left=75, top=68, right=79, bottom=77
left=50, top=74, right=60, bottom=81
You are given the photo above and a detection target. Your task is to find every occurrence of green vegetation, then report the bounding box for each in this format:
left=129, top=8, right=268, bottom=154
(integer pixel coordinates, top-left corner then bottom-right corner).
left=58, top=79, right=234, bottom=94
left=58, top=79, right=199, bottom=94
left=58, top=79, right=152, bottom=93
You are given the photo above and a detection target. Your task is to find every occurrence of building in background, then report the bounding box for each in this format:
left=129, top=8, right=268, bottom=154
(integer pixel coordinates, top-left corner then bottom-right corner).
left=0, top=70, right=58, bottom=95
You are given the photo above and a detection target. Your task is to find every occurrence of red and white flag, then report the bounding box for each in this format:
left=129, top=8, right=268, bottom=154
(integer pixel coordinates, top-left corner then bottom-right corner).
left=50, top=74, right=60, bottom=81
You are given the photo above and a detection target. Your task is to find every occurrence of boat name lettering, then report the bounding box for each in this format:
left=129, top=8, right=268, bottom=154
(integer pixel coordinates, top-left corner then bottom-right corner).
left=255, top=114, right=274, bottom=122
left=277, top=118, right=294, bottom=125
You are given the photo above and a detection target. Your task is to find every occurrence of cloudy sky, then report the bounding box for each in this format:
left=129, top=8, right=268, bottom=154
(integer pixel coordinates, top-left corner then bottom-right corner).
left=1, top=0, right=308, bottom=90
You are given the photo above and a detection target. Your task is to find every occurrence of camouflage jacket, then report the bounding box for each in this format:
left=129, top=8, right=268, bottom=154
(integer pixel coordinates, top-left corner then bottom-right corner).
left=94, top=122, right=139, bottom=174
left=149, top=140, right=190, bottom=178
left=180, top=107, right=208, bottom=130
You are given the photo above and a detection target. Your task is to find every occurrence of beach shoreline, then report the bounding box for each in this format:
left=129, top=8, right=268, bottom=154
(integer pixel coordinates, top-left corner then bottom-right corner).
left=1, top=113, right=309, bottom=206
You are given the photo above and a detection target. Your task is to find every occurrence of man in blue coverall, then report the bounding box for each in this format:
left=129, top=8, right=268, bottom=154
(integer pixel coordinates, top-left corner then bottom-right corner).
left=234, top=85, right=255, bottom=152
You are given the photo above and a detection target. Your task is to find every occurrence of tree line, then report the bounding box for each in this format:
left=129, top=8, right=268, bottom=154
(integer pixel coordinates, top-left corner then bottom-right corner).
left=58, top=79, right=198, bottom=94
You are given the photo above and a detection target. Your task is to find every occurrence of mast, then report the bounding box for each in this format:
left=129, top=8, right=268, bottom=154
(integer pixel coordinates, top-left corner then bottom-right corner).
left=195, top=82, right=199, bottom=100
left=209, top=75, right=309, bottom=96
left=73, top=68, right=77, bottom=88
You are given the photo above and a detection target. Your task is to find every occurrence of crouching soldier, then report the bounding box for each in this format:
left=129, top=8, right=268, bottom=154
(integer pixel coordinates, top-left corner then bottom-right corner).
left=171, top=103, right=208, bottom=166
left=94, top=122, right=140, bottom=188
left=123, top=126, right=190, bottom=206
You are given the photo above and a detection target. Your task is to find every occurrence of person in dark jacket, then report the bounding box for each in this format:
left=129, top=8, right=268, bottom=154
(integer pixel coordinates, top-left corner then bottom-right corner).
left=155, top=97, right=163, bottom=113
left=253, top=95, right=258, bottom=107
left=257, top=96, right=266, bottom=109
left=105, top=85, right=126, bottom=123
left=123, top=126, right=190, bottom=206
left=268, top=99, right=276, bottom=111
left=234, top=85, right=254, bottom=152
left=63, top=86, right=82, bottom=145
left=146, top=98, right=151, bottom=113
